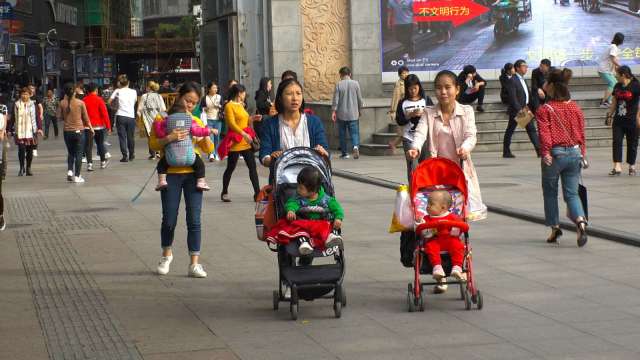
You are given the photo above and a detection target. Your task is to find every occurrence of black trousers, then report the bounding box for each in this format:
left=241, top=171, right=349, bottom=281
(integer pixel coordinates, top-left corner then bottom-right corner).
left=64, top=131, right=83, bottom=176
left=17, top=144, right=35, bottom=171
left=222, top=149, right=260, bottom=196
left=84, top=129, right=107, bottom=164
left=157, top=154, right=206, bottom=178
left=459, top=86, right=486, bottom=106
left=44, top=114, right=59, bottom=137
left=116, top=115, right=136, bottom=158
left=612, top=125, right=639, bottom=164
left=503, top=113, right=540, bottom=155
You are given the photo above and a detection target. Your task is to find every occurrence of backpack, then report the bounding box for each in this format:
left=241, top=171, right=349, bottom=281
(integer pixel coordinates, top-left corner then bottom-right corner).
left=164, top=113, right=196, bottom=167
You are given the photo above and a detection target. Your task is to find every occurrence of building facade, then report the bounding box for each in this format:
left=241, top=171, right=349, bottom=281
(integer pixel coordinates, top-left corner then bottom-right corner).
left=142, top=0, right=191, bottom=37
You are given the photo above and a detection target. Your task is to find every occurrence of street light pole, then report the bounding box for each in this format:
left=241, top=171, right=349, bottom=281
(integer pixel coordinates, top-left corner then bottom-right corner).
left=38, top=33, right=47, bottom=97
left=69, top=41, right=78, bottom=85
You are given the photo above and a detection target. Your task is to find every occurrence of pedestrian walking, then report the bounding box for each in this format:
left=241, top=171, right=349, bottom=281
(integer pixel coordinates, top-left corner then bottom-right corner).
left=83, top=83, right=111, bottom=171
left=43, top=89, right=59, bottom=139
left=457, top=65, right=487, bottom=112
left=499, top=63, right=515, bottom=105
left=260, top=78, right=330, bottom=168
left=0, top=96, right=7, bottom=230
left=220, top=84, right=262, bottom=202
left=410, top=70, right=487, bottom=222
left=331, top=66, right=363, bottom=159
left=606, top=66, right=640, bottom=176
left=8, top=87, right=42, bottom=176
left=58, top=83, right=93, bottom=183
left=149, top=82, right=214, bottom=278
left=201, top=82, right=223, bottom=162
left=27, top=84, right=43, bottom=158
left=502, top=59, right=541, bottom=158
left=109, top=75, right=138, bottom=162
left=388, top=66, right=410, bottom=154
left=535, top=69, right=588, bottom=246
left=137, top=81, right=167, bottom=159
left=598, top=33, right=624, bottom=109
left=254, top=77, right=275, bottom=139
left=395, top=74, right=434, bottom=182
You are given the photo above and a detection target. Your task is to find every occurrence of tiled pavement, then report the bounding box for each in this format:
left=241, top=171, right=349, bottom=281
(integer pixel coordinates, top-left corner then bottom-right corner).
left=1, top=137, right=640, bottom=359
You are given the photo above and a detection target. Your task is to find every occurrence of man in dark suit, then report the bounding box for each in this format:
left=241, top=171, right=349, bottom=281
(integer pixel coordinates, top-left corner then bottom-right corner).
left=531, top=58, right=552, bottom=111
left=502, top=59, right=540, bottom=158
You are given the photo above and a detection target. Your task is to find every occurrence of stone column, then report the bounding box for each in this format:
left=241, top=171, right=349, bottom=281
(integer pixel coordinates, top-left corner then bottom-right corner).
left=349, top=0, right=383, bottom=98
left=270, top=0, right=305, bottom=87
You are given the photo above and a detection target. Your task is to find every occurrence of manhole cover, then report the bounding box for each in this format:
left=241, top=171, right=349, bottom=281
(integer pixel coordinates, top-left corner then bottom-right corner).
left=481, top=182, right=519, bottom=188
left=475, top=163, right=508, bottom=168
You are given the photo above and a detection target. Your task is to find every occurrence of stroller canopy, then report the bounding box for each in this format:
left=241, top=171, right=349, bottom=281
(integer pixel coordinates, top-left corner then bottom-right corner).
left=410, top=157, right=468, bottom=200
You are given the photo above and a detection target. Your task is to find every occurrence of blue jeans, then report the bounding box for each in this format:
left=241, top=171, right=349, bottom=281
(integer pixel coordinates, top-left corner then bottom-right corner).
left=161, top=173, right=203, bottom=255
left=338, top=119, right=360, bottom=156
left=541, top=146, right=585, bottom=226
left=207, top=119, right=222, bottom=157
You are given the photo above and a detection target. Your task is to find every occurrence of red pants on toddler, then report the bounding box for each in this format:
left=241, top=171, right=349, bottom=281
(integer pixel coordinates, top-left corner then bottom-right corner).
left=266, top=219, right=332, bottom=250
left=423, top=236, right=464, bottom=268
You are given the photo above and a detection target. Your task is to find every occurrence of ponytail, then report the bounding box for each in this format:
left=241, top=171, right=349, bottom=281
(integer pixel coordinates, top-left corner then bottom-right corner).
left=63, top=82, right=76, bottom=118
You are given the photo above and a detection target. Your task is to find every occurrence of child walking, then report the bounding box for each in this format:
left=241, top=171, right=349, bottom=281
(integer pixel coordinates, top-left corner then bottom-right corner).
left=266, top=166, right=344, bottom=255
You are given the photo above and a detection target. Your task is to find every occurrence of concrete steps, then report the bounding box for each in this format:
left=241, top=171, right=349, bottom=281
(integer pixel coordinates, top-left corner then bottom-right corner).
left=360, top=88, right=611, bottom=156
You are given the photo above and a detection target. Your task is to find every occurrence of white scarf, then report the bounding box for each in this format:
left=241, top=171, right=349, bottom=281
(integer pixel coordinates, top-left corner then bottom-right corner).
left=15, top=100, right=36, bottom=140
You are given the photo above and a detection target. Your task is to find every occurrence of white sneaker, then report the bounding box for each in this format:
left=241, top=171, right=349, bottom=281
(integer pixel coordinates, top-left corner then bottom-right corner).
left=434, top=279, right=448, bottom=294
left=157, top=255, right=173, bottom=275
left=451, top=266, right=465, bottom=280
left=105, top=152, right=112, bottom=159
left=188, top=263, right=208, bottom=278
left=82, top=156, right=87, bottom=163
left=32, top=150, right=38, bottom=157
left=432, top=264, right=445, bottom=280
left=0, top=215, right=6, bottom=231
left=67, top=170, right=73, bottom=181
left=298, top=240, right=314, bottom=255
left=87, top=163, right=94, bottom=172
left=105, top=141, right=112, bottom=147
left=283, top=282, right=291, bottom=299
left=100, top=160, right=109, bottom=169
left=73, top=176, right=85, bottom=183
left=325, top=232, right=343, bottom=248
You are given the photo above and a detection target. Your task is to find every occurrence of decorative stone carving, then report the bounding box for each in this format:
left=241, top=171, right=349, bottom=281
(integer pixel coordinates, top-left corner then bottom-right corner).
left=300, top=0, right=351, bottom=101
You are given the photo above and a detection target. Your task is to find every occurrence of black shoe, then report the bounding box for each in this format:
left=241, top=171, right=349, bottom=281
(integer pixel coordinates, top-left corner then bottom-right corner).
left=547, top=227, right=563, bottom=243
left=120, top=157, right=129, bottom=163
left=476, top=105, right=485, bottom=113
left=221, top=193, right=231, bottom=202
left=18, top=168, right=25, bottom=176
left=129, top=155, right=135, bottom=161
left=26, top=168, right=33, bottom=176
left=577, top=220, right=588, bottom=247
left=502, top=153, right=516, bottom=158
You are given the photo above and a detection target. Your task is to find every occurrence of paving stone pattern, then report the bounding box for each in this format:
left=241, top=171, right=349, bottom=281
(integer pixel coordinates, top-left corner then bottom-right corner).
left=13, top=196, right=141, bottom=360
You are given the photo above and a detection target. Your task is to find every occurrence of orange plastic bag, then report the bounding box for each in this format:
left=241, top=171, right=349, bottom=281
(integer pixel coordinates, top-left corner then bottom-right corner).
left=255, top=185, right=276, bottom=241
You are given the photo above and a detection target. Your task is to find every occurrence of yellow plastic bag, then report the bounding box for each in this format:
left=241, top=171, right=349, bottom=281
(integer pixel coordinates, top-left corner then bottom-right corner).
left=389, top=185, right=414, bottom=233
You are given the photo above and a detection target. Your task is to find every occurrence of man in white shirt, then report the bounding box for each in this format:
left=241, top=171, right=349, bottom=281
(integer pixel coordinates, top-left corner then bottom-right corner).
left=502, top=59, right=540, bottom=158
left=109, top=75, right=138, bottom=162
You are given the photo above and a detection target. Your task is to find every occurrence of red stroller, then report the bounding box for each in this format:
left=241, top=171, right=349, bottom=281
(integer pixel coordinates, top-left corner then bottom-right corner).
left=405, top=157, right=483, bottom=311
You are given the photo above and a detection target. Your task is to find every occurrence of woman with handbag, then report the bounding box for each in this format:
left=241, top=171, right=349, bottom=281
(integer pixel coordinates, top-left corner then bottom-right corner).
left=606, top=65, right=640, bottom=176
left=138, top=81, right=167, bottom=159
left=220, top=84, right=263, bottom=202
left=535, top=69, right=588, bottom=247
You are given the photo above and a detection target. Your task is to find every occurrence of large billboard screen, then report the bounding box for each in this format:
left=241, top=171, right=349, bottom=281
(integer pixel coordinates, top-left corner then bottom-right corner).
left=381, top=0, right=640, bottom=81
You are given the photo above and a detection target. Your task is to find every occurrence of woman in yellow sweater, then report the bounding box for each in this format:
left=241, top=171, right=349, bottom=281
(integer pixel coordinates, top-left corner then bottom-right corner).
left=221, top=84, right=262, bottom=202
left=149, top=82, right=213, bottom=278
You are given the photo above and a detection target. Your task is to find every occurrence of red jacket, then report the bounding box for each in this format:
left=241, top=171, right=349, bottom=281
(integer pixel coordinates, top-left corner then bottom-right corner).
left=83, top=93, right=111, bottom=131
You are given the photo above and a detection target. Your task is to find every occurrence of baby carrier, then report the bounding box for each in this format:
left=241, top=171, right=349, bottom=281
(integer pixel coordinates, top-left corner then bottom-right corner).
left=164, top=112, right=196, bottom=167
left=267, top=147, right=346, bottom=320
left=402, top=157, right=483, bottom=311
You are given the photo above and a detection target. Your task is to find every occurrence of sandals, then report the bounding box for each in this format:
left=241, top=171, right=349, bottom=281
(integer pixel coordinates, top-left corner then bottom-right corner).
left=608, top=169, right=621, bottom=176
left=547, top=227, right=563, bottom=243
left=576, top=219, right=588, bottom=247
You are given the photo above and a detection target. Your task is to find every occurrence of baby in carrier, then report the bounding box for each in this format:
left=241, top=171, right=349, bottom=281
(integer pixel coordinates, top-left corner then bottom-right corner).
left=154, top=100, right=218, bottom=191
left=266, top=166, right=344, bottom=255
left=416, top=190, right=469, bottom=281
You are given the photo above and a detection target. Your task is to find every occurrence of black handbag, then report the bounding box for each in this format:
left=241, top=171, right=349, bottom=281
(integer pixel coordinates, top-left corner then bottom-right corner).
left=250, top=137, right=261, bottom=152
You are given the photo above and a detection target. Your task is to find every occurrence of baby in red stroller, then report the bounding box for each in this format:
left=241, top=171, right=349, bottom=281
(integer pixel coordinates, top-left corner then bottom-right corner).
left=266, top=166, right=344, bottom=255
left=416, top=190, right=469, bottom=281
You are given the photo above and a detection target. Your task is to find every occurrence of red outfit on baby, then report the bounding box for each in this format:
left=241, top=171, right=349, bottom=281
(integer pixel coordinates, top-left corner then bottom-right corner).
left=415, top=212, right=468, bottom=268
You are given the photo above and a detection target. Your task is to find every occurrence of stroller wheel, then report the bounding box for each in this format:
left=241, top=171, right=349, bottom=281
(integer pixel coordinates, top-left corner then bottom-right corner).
left=333, top=300, right=342, bottom=318
left=463, top=289, right=472, bottom=311
left=459, top=283, right=465, bottom=300
left=407, top=291, right=416, bottom=312
left=272, top=290, right=279, bottom=311
left=290, top=301, right=298, bottom=320
left=341, top=287, right=347, bottom=307
left=418, top=295, right=425, bottom=312
left=476, top=290, right=484, bottom=310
